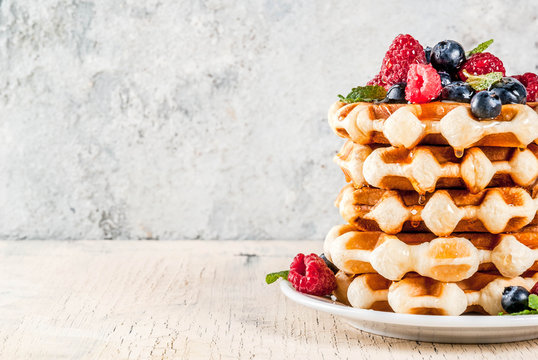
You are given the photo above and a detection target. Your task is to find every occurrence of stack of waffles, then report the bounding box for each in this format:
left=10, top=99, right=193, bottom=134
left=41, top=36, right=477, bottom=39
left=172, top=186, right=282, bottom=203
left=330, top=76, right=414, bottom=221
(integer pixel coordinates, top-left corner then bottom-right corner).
left=323, top=100, right=538, bottom=315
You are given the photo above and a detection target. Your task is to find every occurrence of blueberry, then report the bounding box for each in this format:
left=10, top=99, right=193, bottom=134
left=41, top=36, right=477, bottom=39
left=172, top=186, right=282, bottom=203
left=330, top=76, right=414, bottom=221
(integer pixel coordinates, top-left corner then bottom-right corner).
left=431, top=40, right=466, bottom=74
left=438, top=71, right=452, bottom=87
left=440, top=81, right=474, bottom=102
left=424, top=46, right=432, bottom=64
left=470, top=90, right=502, bottom=119
left=502, top=286, right=530, bottom=313
left=379, top=83, right=407, bottom=103
left=489, top=77, right=527, bottom=104
left=319, top=253, right=339, bottom=274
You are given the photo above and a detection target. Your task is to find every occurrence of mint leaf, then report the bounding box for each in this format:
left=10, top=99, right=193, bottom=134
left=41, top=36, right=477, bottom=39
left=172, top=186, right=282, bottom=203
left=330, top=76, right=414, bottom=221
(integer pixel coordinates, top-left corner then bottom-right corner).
left=467, top=39, right=494, bottom=57
left=265, top=270, right=289, bottom=284
left=464, top=70, right=503, bottom=91
left=338, top=85, right=387, bottom=103
left=506, top=309, right=538, bottom=316
left=498, top=296, right=538, bottom=316
left=529, top=294, right=538, bottom=310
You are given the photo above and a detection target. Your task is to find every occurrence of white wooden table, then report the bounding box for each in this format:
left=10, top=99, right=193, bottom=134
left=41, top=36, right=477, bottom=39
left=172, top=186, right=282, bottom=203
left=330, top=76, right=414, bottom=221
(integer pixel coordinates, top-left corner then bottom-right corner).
left=0, top=240, right=537, bottom=359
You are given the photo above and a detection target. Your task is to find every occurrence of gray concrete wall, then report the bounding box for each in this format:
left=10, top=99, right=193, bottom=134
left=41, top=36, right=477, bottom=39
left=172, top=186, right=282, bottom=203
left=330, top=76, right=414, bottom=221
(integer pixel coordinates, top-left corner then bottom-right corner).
left=1, top=0, right=536, bottom=239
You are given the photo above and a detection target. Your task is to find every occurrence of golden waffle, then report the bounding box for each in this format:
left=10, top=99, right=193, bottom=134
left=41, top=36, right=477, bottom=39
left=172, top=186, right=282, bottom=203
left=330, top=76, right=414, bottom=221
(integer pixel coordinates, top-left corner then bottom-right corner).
left=337, top=184, right=538, bottom=236
left=335, top=141, right=538, bottom=194
left=324, top=224, right=538, bottom=281
left=334, top=272, right=538, bottom=316
left=328, top=101, right=538, bottom=150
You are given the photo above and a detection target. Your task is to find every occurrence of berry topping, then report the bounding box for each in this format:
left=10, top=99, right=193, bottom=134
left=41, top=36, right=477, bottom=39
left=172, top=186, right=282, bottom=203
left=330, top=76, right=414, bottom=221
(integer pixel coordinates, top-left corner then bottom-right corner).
left=512, top=72, right=538, bottom=102
left=440, top=81, right=474, bottom=103
left=527, top=81, right=538, bottom=102
left=366, top=74, right=386, bottom=88
left=438, top=71, right=452, bottom=87
left=458, top=52, right=505, bottom=81
left=489, top=77, right=527, bottom=104
left=470, top=90, right=502, bottom=118
left=512, top=73, right=538, bottom=86
left=405, top=63, right=442, bottom=103
left=513, top=72, right=538, bottom=86
left=424, top=46, right=432, bottom=64
left=378, top=34, right=426, bottom=88
left=288, top=253, right=337, bottom=296
left=430, top=40, right=466, bottom=74
left=379, top=82, right=407, bottom=103
left=502, top=286, right=530, bottom=314
left=335, top=36, right=537, bottom=106
left=319, top=253, right=339, bottom=274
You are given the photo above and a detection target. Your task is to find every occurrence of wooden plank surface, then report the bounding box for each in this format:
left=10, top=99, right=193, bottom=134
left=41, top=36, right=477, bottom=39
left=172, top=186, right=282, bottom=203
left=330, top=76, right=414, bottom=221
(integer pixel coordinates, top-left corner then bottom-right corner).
left=0, top=240, right=537, bottom=359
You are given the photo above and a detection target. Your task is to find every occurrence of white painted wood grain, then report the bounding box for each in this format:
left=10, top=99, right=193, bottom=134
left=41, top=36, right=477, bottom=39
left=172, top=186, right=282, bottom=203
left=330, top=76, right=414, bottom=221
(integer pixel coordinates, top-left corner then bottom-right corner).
left=0, top=240, right=536, bottom=359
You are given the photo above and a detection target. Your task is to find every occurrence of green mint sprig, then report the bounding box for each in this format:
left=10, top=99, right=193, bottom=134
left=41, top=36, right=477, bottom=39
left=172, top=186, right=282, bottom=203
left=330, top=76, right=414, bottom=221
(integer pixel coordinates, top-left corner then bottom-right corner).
left=501, top=308, right=538, bottom=316
left=499, top=294, right=538, bottom=315
left=506, top=309, right=538, bottom=316
left=530, top=293, right=538, bottom=309
left=466, top=39, right=494, bottom=57
left=464, top=70, right=503, bottom=91
left=338, top=85, right=387, bottom=104
left=265, top=270, right=289, bottom=284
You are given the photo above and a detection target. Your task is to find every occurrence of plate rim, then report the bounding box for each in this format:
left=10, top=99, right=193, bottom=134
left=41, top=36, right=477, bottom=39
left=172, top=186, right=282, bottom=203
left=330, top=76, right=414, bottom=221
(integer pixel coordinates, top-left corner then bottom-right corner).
left=279, top=280, right=538, bottom=328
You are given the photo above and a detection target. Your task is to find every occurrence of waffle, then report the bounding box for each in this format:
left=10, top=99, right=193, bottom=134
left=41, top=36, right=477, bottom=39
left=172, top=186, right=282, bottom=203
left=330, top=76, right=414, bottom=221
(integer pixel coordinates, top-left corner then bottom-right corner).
left=334, top=272, right=538, bottom=315
left=337, top=184, right=538, bottom=236
left=328, top=101, right=538, bottom=150
left=335, top=141, right=538, bottom=194
left=324, top=224, right=538, bottom=281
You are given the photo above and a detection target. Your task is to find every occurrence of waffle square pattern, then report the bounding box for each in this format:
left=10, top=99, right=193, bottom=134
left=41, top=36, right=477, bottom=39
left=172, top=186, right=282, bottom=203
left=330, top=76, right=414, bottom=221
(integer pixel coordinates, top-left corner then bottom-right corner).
left=325, top=101, right=538, bottom=315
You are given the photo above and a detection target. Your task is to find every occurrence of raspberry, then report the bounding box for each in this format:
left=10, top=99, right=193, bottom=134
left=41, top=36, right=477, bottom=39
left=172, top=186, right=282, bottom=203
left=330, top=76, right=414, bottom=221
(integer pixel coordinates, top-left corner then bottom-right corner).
left=527, top=81, right=538, bottom=102
left=512, top=72, right=538, bottom=86
left=366, top=74, right=386, bottom=88
left=524, top=73, right=538, bottom=85
left=288, top=253, right=336, bottom=296
left=458, top=52, right=505, bottom=81
left=378, top=34, right=426, bottom=87
left=405, top=63, right=442, bottom=103
left=512, top=73, right=538, bottom=102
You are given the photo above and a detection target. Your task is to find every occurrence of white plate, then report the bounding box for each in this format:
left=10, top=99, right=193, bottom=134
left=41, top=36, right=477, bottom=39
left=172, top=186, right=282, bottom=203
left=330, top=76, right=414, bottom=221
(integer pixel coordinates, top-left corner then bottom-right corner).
left=280, top=280, right=538, bottom=343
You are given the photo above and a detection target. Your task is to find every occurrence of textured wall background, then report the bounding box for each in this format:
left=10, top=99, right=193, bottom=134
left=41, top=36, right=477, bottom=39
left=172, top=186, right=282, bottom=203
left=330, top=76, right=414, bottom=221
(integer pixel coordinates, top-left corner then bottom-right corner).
left=0, top=0, right=536, bottom=240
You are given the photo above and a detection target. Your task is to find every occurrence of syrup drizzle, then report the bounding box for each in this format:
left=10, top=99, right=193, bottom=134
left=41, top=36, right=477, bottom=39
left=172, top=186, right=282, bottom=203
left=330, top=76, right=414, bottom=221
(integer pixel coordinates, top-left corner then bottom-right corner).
left=454, top=148, right=464, bottom=158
